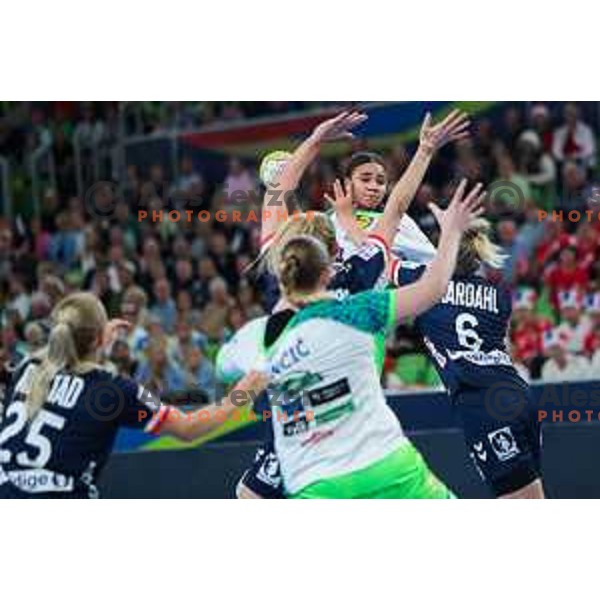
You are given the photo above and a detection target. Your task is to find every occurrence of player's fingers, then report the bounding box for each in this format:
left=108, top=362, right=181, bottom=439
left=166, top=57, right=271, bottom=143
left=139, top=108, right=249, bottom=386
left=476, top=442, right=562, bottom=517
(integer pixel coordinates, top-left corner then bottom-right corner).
left=421, top=111, right=432, bottom=130
left=443, top=109, right=467, bottom=130
left=333, top=179, right=345, bottom=199
left=472, top=206, right=486, bottom=218
left=448, top=131, right=471, bottom=142
left=463, top=193, right=486, bottom=216
left=462, top=182, right=484, bottom=205
left=447, top=119, right=470, bottom=135
left=428, top=202, right=443, bottom=223
left=451, top=178, right=469, bottom=204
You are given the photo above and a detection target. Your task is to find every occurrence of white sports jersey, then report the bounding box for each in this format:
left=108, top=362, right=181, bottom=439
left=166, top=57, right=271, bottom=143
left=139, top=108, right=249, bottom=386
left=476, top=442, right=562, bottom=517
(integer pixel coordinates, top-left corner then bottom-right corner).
left=216, top=317, right=268, bottom=384
left=257, top=290, right=406, bottom=494
left=331, top=210, right=436, bottom=269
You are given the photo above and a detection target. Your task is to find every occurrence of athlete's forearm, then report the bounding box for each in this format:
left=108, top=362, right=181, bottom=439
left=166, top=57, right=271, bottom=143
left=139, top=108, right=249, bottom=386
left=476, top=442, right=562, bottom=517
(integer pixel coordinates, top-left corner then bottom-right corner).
left=373, top=145, right=433, bottom=247
left=262, top=135, right=321, bottom=241
left=160, top=371, right=269, bottom=441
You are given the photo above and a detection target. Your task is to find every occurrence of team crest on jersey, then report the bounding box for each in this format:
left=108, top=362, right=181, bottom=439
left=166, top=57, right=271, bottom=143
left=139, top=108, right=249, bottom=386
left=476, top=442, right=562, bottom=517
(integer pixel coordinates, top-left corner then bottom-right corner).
left=355, top=213, right=376, bottom=230
left=487, top=427, right=520, bottom=462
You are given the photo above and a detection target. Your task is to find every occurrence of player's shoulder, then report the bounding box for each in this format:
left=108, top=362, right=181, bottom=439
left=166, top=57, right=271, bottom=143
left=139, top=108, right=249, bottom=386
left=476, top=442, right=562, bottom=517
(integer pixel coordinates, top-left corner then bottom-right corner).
left=229, top=315, right=269, bottom=345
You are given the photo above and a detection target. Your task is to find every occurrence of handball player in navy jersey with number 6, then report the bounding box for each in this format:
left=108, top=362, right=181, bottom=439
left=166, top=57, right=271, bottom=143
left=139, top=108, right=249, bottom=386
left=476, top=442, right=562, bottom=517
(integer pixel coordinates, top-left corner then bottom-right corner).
left=391, top=193, right=543, bottom=499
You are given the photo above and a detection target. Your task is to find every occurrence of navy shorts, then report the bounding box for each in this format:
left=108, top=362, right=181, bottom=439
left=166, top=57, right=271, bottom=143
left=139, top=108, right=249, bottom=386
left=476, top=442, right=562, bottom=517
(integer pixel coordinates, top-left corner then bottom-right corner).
left=454, top=384, right=542, bottom=497
left=237, top=443, right=285, bottom=499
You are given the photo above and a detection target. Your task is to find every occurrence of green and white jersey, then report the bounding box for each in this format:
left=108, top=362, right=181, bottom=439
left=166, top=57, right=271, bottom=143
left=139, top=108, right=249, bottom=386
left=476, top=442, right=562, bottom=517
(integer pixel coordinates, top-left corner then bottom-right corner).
left=215, top=316, right=268, bottom=384
left=260, top=290, right=407, bottom=495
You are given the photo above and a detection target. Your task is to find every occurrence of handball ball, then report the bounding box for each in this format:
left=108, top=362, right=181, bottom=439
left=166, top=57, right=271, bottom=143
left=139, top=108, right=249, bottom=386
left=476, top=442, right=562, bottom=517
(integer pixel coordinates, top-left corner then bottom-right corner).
left=259, top=150, right=292, bottom=187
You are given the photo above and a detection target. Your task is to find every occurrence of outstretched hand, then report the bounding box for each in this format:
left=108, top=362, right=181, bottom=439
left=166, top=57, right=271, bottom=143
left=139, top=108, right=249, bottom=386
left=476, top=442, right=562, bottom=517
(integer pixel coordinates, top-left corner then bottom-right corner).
left=429, top=179, right=486, bottom=234
left=324, top=179, right=354, bottom=217
left=419, top=109, right=470, bottom=154
left=311, top=110, right=368, bottom=144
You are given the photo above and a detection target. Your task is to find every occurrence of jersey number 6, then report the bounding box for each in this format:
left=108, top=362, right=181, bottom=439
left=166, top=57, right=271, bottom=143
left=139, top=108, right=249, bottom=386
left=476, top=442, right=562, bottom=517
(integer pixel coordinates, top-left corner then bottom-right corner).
left=455, top=312, right=483, bottom=352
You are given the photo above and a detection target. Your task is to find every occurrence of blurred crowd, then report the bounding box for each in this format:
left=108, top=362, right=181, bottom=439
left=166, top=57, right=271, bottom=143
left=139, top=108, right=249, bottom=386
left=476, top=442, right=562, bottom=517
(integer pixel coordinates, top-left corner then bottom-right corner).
left=1, top=101, right=600, bottom=399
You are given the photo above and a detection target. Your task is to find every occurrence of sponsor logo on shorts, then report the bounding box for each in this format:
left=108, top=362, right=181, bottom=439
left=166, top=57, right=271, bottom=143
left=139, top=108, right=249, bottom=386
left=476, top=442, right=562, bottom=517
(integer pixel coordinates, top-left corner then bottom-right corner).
left=487, top=427, right=520, bottom=462
left=472, top=442, right=487, bottom=462
left=256, top=452, right=282, bottom=487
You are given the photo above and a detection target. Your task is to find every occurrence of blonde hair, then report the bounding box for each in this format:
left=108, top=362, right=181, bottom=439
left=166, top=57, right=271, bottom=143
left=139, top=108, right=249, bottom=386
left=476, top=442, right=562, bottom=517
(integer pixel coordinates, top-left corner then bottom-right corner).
left=277, top=235, right=331, bottom=304
left=458, top=218, right=507, bottom=274
left=263, top=211, right=336, bottom=274
left=27, top=292, right=108, bottom=419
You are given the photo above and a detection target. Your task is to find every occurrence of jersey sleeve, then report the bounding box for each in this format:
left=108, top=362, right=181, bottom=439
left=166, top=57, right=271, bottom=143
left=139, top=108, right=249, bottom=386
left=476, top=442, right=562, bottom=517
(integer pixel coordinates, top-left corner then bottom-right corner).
left=215, top=318, right=266, bottom=384
left=331, top=290, right=397, bottom=335
left=107, top=374, right=169, bottom=434
left=393, top=264, right=426, bottom=287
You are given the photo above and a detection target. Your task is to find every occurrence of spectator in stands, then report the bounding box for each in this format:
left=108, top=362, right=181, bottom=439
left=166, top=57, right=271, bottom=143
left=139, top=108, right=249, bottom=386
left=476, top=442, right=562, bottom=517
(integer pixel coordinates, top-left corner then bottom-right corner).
left=171, top=156, right=204, bottom=200
left=200, top=277, right=235, bottom=342
left=492, top=153, right=531, bottom=216
left=540, top=329, right=591, bottom=383
left=510, top=288, right=552, bottom=379
left=29, top=290, right=52, bottom=321
left=583, top=293, right=600, bottom=359
left=575, top=222, right=599, bottom=272
left=222, top=157, right=257, bottom=206
left=513, top=199, right=546, bottom=264
left=515, top=130, right=556, bottom=210
left=150, top=277, right=177, bottom=334
left=559, top=160, right=590, bottom=212
left=135, top=338, right=186, bottom=395
left=167, top=317, right=208, bottom=368
left=120, top=285, right=149, bottom=360
left=49, top=211, right=82, bottom=270
left=6, top=276, right=30, bottom=322
left=208, top=230, right=238, bottom=290
left=173, top=258, right=195, bottom=297
left=555, top=290, right=592, bottom=355
left=183, top=345, right=217, bottom=402
left=496, top=219, right=519, bottom=284
left=544, top=245, right=589, bottom=309
left=191, top=256, right=218, bottom=308
left=552, top=102, right=596, bottom=171
left=500, top=105, right=524, bottom=155
left=237, top=279, right=264, bottom=320
left=526, top=103, right=554, bottom=154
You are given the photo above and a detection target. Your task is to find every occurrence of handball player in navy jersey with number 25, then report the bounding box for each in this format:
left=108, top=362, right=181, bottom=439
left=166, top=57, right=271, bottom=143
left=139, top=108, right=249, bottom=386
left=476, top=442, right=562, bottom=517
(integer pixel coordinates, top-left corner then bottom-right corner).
left=0, top=292, right=265, bottom=498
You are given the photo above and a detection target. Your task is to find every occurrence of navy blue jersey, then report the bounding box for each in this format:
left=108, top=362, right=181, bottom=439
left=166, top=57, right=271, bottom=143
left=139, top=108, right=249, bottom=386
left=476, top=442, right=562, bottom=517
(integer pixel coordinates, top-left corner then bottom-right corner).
left=261, top=234, right=388, bottom=312
left=0, top=359, right=160, bottom=498
left=396, top=265, right=523, bottom=395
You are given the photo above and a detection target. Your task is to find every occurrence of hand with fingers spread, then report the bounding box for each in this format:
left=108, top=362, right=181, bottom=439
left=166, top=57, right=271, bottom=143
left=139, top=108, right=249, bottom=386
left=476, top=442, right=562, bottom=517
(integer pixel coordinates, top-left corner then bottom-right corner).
left=419, top=109, right=470, bottom=155
left=324, top=178, right=367, bottom=246
left=428, top=179, right=487, bottom=235
left=310, top=110, right=368, bottom=144
left=325, top=179, right=354, bottom=218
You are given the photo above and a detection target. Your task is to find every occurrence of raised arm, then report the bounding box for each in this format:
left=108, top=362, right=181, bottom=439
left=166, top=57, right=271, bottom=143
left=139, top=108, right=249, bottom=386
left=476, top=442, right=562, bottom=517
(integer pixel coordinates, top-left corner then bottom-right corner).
left=373, top=109, right=470, bottom=246
left=261, top=110, right=367, bottom=243
left=392, top=179, right=486, bottom=322
left=158, top=370, right=269, bottom=441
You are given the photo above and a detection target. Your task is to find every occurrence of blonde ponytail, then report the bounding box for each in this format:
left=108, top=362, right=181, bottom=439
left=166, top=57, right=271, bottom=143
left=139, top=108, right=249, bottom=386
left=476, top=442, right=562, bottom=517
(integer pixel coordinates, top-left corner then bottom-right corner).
left=251, top=212, right=336, bottom=275
left=26, top=293, right=108, bottom=420
left=458, top=218, right=507, bottom=274
left=277, top=235, right=331, bottom=304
